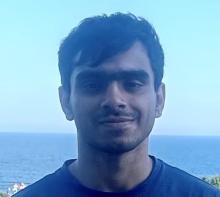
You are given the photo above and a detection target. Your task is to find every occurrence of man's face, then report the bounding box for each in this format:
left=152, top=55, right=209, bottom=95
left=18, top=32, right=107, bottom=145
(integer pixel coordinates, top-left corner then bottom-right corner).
left=60, top=41, right=165, bottom=154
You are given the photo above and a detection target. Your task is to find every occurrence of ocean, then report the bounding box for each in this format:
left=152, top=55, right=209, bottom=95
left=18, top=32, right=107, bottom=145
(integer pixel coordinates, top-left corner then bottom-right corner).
left=0, top=133, right=220, bottom=191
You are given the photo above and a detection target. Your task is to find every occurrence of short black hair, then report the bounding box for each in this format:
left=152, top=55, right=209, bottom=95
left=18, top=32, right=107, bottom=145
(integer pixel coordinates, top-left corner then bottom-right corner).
left=58, top=12, right=164, bottom=92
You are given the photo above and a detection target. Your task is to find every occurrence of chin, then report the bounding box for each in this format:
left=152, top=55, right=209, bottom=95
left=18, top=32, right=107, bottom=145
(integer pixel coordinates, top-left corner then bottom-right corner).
left=92, top=137, right=147, bottom=155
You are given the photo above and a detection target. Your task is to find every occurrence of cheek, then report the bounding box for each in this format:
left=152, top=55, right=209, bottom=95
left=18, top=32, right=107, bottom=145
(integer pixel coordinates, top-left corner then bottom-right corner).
left=133, top=92, right=156, bottom=110
left=132, top=94, right=157, bottom=122
left=73, top=97, right=101, bottom=137
left=72, top=99, right=92, bottom=131
left=71, top=96, right=98, bottom=120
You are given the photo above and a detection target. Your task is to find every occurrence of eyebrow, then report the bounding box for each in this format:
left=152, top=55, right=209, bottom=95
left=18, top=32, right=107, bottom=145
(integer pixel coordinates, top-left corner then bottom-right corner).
left=75, top=69, right=150, bottom=82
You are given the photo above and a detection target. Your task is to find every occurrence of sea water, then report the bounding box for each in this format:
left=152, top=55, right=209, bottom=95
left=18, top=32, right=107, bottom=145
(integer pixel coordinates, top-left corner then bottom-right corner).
left=0, top=133, right=220, bottom=191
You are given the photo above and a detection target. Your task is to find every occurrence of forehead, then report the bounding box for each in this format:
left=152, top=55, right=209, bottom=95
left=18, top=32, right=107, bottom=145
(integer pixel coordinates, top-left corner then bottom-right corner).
left=71, top=41, right=153, bottom=81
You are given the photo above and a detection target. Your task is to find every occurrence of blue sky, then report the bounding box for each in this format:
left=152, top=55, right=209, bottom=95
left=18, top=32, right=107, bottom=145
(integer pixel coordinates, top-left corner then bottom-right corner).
left=0, top=0, right=219, bottom=135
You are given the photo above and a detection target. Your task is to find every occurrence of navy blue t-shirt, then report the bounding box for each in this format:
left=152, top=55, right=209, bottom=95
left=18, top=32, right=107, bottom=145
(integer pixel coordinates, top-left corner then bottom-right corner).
left=13, top=156, right=220, bottom=196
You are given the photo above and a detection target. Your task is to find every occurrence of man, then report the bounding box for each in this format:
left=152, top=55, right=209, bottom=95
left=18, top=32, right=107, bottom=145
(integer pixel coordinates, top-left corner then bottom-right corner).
left=13, top=13, right=220, bottom=196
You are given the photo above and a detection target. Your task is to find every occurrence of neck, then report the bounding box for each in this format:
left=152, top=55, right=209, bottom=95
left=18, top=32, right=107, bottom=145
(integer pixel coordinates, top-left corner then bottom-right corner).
left=69, top=138, right=152, bottom=192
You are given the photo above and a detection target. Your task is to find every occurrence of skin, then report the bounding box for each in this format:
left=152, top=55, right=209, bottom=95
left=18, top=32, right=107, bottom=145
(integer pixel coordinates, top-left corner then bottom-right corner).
left=59, top=41, right=165, bottom=192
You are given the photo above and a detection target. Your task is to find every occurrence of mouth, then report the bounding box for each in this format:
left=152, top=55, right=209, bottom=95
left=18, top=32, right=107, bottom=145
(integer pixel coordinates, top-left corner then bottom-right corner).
left=98, top=116, right=135, bottom=128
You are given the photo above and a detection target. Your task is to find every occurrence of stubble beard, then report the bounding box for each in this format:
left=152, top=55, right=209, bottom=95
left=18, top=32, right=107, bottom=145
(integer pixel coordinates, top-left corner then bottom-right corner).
left=77, top=126, right=152, bottom=155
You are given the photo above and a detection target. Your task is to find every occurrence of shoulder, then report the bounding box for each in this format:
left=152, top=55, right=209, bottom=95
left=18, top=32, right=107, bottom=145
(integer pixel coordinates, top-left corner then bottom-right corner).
left=12, top=159, right=77, bottom=197
left=156, top=158, right=220, bottom=196
left=12, top=172, right=58, bottom=197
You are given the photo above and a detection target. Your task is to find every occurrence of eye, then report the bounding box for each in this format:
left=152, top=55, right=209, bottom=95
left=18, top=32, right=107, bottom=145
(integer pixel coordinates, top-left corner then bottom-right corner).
left=82, top=81, right=99, bottom=90
left=77, top=80, right=104, bottom=94
left=83, top=82, right=98, bottom=89
left=123, top=80, right=144, bottom=92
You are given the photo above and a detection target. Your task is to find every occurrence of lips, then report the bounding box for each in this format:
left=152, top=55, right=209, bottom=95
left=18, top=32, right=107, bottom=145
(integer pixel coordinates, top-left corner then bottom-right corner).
left=98, top=117, right=135, bottom=130
left=98, top=116, right=134, bottom=124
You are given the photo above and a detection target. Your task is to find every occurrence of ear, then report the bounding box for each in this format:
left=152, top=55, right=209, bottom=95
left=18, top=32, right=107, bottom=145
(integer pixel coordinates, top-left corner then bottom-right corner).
left=155, top=83, right=166, bottom=118
left=58, top=86, right=74, bottom=121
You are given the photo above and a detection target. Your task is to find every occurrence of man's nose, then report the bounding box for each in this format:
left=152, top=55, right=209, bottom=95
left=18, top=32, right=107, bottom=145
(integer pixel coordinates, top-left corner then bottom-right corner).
left=100, top=81, right=127, bottom=111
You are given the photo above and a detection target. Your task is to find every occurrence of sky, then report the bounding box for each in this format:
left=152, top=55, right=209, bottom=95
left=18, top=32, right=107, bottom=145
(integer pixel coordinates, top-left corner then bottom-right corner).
left=0, top=0, right=220, bottom=135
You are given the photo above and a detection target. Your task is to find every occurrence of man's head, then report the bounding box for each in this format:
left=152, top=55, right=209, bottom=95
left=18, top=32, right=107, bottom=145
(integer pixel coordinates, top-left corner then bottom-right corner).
left=58, top=13, right=165, bottom=154
left=58, top=13, right=164, bottom=93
